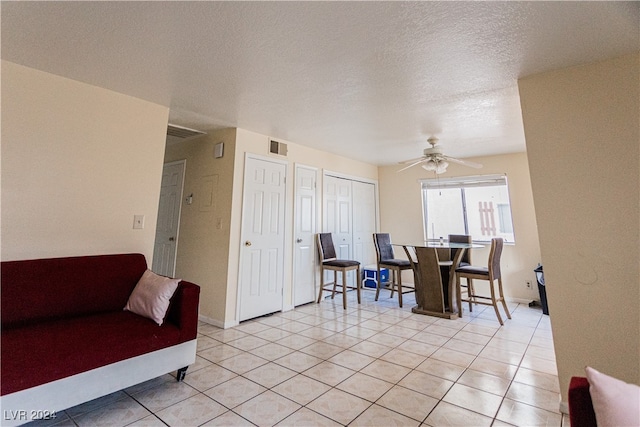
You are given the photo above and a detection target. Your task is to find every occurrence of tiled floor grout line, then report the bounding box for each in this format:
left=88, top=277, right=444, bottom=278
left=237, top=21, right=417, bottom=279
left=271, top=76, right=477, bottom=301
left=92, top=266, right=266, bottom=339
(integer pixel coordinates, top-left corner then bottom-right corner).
left=211, top=303, right=432, bottom=425
left=38, top=295, right=564, bottom=427
left=232, top=308, right=412, bottom=425
left=239, top=303, right=543, bottom=427
left=418, top=308, right=504, bottom=424
left=266, top=305, right=423, bottom=426
left=209, top=301, right=535, bottom=426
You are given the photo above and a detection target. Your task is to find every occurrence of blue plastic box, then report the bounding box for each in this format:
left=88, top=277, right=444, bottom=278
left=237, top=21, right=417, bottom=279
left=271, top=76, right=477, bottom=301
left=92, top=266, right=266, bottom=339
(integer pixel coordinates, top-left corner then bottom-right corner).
left=362, top=265, right=389, bottom=288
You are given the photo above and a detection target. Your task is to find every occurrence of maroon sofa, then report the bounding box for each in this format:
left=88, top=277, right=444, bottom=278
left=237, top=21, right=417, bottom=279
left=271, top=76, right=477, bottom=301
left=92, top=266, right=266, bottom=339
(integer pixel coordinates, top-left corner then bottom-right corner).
left=569, top=376, right=597, bottom=427
left=0, top=253, right=200, bottom=426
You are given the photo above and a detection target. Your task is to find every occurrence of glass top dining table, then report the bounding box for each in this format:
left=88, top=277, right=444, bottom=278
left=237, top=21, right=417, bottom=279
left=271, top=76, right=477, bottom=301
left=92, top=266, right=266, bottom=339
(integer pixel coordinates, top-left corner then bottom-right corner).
left=394, top=241, right=484, bottom=249
left=393, top=241, right=483, bottom=318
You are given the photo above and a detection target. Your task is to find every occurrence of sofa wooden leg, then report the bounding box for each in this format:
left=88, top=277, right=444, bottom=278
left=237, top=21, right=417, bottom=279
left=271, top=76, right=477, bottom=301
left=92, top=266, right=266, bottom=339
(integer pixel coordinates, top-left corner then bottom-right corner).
left=176, top=366, right=188, bottom=381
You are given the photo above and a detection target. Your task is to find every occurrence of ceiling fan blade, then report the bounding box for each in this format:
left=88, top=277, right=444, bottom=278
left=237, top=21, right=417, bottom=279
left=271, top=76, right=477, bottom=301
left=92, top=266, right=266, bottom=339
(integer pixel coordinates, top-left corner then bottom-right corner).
left=397, top=159, right=426, bottom=172
left=443, top=156, right=483, bottom=169
left=399, top=156, right=426, bottom=164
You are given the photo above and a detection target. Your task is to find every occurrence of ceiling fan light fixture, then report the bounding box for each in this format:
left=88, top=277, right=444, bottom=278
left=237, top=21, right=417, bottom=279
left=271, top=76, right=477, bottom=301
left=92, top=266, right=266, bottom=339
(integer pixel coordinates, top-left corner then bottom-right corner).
left=422, top=159, right=448, bottom=174
left=399, top=137, right=481, bottom=173
left=436, top=160, right=449, bottom=174
left=422, top=160, right=437, bottom=171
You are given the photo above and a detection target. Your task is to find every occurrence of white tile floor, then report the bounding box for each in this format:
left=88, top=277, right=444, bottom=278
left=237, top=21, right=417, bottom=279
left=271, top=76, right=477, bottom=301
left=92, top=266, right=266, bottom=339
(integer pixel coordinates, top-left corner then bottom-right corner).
left=29, top=288, right=569, bottom=426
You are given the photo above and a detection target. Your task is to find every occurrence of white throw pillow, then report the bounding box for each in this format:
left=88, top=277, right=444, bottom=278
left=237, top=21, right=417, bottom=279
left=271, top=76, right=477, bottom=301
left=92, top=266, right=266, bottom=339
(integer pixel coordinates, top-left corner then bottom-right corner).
left=124, top=269, right=180, bottom=325
left=585, top=366, right=640, bottom=427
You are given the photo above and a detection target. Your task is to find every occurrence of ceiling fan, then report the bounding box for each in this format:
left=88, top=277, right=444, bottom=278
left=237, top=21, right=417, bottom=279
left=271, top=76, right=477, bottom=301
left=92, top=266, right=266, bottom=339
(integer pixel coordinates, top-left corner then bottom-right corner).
left=397, top=137, right=483, bottom=174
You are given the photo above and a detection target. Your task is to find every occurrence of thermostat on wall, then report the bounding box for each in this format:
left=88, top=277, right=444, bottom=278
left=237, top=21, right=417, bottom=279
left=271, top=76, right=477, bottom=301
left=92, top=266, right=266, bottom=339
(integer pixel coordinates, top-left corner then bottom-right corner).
left=214, top=142, right=224, bottom=158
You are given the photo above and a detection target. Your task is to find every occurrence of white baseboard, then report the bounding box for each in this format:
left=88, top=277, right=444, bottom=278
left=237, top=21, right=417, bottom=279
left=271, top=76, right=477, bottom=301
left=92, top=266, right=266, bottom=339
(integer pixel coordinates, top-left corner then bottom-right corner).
left=198, top=314, right=238, bottom=329
left=199, top=307, right=298, bottom=329
left=282, top=304, right=294, bottom=312
left=559, top=400, right=569, bottom=414
left=507, top=297, right=537, bottom=305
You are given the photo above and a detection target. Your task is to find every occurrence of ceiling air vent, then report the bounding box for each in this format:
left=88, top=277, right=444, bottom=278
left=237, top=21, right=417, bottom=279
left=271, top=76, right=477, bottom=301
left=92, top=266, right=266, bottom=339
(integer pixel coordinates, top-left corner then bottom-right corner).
left=269, top=139, right=288, bottom=156
left=166, top=124, right=206, bottom=145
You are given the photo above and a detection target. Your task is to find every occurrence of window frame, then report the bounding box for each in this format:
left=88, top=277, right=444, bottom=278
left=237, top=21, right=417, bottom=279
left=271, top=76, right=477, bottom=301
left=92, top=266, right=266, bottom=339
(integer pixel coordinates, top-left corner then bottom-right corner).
left=420, top=174, right=516, bottom=244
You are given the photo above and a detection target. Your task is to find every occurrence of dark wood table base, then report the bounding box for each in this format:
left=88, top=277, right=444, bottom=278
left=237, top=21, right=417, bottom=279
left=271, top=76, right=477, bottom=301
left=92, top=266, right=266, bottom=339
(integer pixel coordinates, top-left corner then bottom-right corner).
left=409, top=245, right=467, bottom=319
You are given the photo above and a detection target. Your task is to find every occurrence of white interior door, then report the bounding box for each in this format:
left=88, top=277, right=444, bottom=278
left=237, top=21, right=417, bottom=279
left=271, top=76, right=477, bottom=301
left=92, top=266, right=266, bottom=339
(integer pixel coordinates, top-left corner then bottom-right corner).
left=239, top=157, right=286, bottom=321
left=324, top=175, right=353, bottom=259
left=352, top=180, right=377, bottom=267
left=293, top=165, right=317, bottom=306
left=323, top=174, right=378, bottom=271
left=323, top=175, right=355, bottom=286
left=152, top=160, right=185, bottom=277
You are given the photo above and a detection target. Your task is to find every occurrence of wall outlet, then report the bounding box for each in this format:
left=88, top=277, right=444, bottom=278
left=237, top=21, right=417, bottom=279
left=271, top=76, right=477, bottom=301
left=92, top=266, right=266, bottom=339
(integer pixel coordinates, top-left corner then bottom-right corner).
left=526, top=280, right=532, bottom=289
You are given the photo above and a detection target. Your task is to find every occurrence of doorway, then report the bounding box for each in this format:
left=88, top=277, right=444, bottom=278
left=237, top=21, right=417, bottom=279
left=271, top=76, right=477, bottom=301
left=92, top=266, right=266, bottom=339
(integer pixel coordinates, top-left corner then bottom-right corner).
left=293, top=165, right=318, bottom=306
left=238, top=155, right=287, bottom=321
left=152, top=160, right=185, bottom=277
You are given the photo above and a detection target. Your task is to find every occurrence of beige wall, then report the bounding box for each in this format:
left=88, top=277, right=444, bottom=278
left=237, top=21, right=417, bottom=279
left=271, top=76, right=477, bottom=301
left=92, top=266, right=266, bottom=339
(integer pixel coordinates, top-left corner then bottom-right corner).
left=163, top=129, right=237, bottom=325
left=1, top=61, right=169, bottom=263
left=378, top=151, right=542, bottom=302
left=519, top=53, right=639, bottom=405
left=163, top=127, right=379, bottom=326
left=226, top=128, right=379, bottom=325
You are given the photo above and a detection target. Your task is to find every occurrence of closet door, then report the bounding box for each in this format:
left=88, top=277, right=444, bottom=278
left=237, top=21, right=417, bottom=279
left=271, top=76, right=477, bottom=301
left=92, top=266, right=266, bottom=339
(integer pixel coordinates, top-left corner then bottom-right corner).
left=352, top=180, right=377, bottom=267
left=323, top=175, right=353, bottom=259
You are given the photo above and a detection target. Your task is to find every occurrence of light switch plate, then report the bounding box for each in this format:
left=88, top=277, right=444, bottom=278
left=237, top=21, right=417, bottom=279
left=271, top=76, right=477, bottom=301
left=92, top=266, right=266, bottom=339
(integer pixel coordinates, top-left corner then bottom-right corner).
left=133, top=215, right=145, bottom=229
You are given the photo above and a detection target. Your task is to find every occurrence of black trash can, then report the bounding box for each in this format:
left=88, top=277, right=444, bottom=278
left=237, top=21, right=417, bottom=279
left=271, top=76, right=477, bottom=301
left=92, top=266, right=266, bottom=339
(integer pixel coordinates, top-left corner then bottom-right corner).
left=534, top=264, right=549, bottom=315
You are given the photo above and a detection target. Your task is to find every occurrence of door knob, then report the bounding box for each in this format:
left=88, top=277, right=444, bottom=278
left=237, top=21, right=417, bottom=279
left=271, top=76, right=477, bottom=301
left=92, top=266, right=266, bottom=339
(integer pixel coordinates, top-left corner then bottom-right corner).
left=296, top=238, right=303, bottom=243
left=245, top=241, right=252, bottom=246
left=169, top=237, right=175, bottom=241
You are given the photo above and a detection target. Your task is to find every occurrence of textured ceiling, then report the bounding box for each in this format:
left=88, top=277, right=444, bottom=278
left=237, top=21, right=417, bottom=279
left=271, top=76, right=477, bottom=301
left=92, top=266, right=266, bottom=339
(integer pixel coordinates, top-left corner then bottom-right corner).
left=2, top=2, right=638, bottom=165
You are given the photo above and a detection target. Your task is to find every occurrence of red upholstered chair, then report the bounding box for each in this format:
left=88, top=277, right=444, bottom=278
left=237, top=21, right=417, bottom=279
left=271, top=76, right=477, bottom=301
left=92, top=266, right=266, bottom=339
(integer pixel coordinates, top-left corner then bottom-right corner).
left=568, top=376, right=597, bottom=427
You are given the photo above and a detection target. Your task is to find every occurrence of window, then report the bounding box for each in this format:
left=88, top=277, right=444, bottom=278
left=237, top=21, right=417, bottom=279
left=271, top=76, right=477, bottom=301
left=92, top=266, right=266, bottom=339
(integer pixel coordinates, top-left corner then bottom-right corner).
left=421, top=174, right=516, bottom=243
